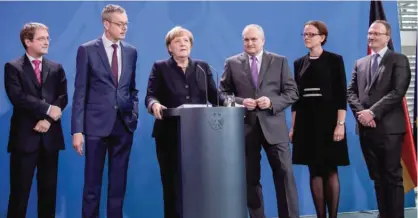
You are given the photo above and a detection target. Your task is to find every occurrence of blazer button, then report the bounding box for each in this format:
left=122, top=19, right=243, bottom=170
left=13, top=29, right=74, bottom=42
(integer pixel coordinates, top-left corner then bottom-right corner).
left=185, top=85, right=189, bottom=89
left=114, top=105, right=119, bottom=110
left=185, top=96, right=190, bottom=100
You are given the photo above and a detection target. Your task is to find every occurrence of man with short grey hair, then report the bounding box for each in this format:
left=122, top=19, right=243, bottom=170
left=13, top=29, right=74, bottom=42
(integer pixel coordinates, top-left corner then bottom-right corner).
left=219, top=24, right=299, bottom=218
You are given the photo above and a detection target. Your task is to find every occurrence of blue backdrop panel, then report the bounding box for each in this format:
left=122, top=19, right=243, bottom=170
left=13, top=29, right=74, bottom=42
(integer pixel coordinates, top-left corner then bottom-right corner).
left=0, top=1, right=414, bottom=218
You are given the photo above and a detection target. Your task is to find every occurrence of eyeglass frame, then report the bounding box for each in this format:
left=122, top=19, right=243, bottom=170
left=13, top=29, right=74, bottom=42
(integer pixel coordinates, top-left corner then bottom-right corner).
left=105, top=20, right=129, bottom=29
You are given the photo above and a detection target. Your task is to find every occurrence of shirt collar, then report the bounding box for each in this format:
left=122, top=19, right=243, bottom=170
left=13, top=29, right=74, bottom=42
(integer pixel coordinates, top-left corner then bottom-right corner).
left=26, top=53, right=43, bottom=63
left=249, top=50, right=263, bottom=60
left=102, top=34, right=120, bottom=48
left=371, top=46, right=388, bottom=58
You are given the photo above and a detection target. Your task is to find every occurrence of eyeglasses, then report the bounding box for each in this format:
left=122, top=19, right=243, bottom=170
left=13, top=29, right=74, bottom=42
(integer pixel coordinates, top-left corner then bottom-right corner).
left=367, top=32, right=387, bottom=36
left=301, top=33, right=321, bottom=38
left=34, top=37, right=51, bottom=42
left=106, top=20, right=129, bottom=28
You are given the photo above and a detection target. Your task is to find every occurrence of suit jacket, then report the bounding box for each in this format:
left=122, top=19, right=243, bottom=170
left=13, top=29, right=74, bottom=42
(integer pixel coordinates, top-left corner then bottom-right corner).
left=145, top=57, right=220, bottom=138
left=347, top=49, right=411, bottom=135
left=219, top=51, right=299, bottom=144
left=4, top=55, right=68, bottom=153
left=71, top=37, right=138, bottom=137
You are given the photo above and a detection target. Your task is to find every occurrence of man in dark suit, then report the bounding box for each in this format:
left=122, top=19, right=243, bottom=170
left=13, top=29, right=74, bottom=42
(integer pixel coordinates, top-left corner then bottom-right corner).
left=347, top=20, right=411, bottom=218
left=4, top=22, right=68, bottom=218
left=71, top=4, right=138, bottom=218
left=219, top=24, right=299, bottom=218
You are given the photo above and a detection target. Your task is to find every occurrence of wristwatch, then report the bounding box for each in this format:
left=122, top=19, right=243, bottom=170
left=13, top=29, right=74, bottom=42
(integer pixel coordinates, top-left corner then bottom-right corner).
left=337, top=120, right=345, bottom=126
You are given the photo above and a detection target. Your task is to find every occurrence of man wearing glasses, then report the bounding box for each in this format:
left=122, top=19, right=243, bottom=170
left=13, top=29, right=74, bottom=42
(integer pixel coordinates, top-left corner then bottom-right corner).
left=71, top=4, right=138, bottom=218
left=4, top=22, right=68, bottom=218
left=347, top=20, right=411, bottom=218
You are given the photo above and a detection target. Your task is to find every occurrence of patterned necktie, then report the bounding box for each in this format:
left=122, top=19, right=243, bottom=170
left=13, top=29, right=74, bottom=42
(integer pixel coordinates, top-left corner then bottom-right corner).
left=32, top=60, right=41, bottom=84
left=111, top=44, right=118, bottom=86
left=371, top=53, right=379, bottom=78
left=251, top=56, right=258, bottom=86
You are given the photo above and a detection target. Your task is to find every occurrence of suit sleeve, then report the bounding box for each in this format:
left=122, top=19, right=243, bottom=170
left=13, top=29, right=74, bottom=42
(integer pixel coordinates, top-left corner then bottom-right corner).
left=291, top=60, right=300, bottom=112
left=145, top=62, right=162, bottom=113
left=347, top=60, right=365, bottom=116
left=71, top=45, right=88, bottom=134
left=52, top=64, right=68, bottom=112
left=269, top=57, right=299, bottom=114
left=333, top=55, right=347, bottom=110
left=369, top=54, right=411, bottom=119
left=130, top=49, right=139, bottom=117
left=4, top=62, right=50, bottom=119
left=219, top=59, right=242, bottom=105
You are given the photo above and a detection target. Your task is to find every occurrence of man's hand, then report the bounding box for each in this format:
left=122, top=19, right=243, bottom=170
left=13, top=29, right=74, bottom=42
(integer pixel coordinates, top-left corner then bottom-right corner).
left=356, top=110, right=374, bottom=126
left=289, top=128, right=294, bottom=142
left=48, top=105, right=62, bottom=121
left=243, top=98, right=257, bottom=110
left=152, top=103, right=167, bottom=120
left=72, top=133, right=84, bottom=156
left=256, top=96, right=271, bottom=110
left=367, top=120, right=377, bottom=128
left=33, top=119, right=51, bottom=133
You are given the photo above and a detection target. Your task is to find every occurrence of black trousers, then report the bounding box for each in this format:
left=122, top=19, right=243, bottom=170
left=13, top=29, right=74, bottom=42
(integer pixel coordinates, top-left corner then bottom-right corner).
left=7, top=146, right=59, bottom=218
left=360, top=133, right=405, bottom=218
left=155, top=130, right=181, bottom=218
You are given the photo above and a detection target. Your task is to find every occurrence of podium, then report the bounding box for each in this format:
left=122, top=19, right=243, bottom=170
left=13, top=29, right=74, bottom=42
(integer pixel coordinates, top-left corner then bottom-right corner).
left=163, top=106, right=247, bottom=218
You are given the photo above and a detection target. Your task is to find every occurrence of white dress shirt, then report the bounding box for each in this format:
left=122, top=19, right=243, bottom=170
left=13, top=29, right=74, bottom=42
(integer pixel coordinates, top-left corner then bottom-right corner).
left=102, top=34, right=122, bottom=82
left=371, top=46, right=388, bottom=68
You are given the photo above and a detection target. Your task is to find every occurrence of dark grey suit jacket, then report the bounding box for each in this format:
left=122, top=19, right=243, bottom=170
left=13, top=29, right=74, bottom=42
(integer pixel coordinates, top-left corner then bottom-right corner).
left=347, top=49, right=411, bottom=135
left=219, top=51, right=298, bottom=144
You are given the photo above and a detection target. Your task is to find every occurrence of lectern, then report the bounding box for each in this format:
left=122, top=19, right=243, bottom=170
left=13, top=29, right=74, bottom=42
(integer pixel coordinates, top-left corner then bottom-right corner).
left=163, top=106, right=247, bottom=218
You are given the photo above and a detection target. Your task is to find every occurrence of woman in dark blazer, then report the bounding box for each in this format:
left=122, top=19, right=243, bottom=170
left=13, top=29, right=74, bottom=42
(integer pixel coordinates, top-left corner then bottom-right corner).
left=290, top=20, right=350, bottom=218
left=144, top=26, right=221, bottom=218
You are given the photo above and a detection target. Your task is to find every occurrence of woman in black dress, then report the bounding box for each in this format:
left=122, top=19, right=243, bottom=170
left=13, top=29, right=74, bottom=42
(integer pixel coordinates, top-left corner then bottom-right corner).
left=290, top=20, right=349, bottom=218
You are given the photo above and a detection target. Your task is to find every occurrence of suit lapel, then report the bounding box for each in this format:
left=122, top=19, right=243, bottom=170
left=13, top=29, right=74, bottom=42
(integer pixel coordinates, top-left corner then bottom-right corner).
left=96, top=38, right=117, bottom=86
left=369, top=50, right=391, bottom=89
left=22, top=55, right=41, bottom=88
left=364, top=55, right=372, bottom=92
left=119, top=41, right=128, bottom=85
left=41, top=58, right=50, bottom=84
left=239, top=53, right=256, bottom=88
left=258, top=51, right=272, bottom=87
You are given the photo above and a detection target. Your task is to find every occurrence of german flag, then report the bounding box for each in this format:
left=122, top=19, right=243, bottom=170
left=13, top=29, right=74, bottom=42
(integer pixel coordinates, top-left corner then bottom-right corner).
left=369, top=0, right=417, bottom=193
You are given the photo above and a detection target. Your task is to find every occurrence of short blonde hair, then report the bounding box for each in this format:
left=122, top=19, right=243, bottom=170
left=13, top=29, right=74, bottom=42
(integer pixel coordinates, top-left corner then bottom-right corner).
left=20, top=22, right=48, bottom=50
left=101, top=4, right=126, bottom=22
left=165, top=26, right=194, bottom=55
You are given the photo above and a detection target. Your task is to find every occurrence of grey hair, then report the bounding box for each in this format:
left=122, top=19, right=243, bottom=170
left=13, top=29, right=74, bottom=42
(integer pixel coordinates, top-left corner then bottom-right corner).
left=101, top=4, right=126, bottom=22
left=242, top=24, right=265, bottom=39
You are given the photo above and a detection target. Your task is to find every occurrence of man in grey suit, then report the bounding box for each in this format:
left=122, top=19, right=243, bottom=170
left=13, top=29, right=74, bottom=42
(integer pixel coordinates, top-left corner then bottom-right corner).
left=219, top=24, right=299, bottom=218
left=347, top=20, right=411, bottom=218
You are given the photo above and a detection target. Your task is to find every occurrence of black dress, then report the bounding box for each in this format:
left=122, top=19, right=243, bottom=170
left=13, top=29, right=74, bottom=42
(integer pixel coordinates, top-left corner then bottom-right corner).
left=291, top=51, right=350, bottom=166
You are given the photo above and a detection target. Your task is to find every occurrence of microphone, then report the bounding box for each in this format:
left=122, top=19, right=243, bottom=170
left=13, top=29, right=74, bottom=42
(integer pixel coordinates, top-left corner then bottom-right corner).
left=207, top=64, right=220, bottom=107
left=196, top=64, right=209, bottom=107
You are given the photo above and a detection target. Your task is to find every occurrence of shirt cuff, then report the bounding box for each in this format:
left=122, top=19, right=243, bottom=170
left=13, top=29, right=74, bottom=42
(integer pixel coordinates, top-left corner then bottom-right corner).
left=148, top=100, right=159, bottom=113
left=46, top=105, right=51, bottom=115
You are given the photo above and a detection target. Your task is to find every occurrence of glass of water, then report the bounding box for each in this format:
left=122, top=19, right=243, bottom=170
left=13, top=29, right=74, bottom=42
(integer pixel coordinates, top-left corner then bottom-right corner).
left=225, top=92, right=235, bottom=107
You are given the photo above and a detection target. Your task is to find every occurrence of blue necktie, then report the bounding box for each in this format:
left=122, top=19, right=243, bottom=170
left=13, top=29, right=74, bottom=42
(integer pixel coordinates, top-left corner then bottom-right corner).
left=371, top=53, right=379, bottom=78
left=251, top=56, right=258, bottom=86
